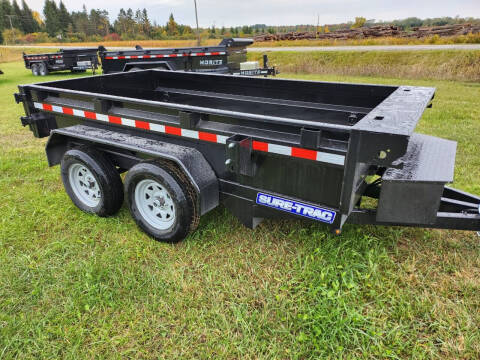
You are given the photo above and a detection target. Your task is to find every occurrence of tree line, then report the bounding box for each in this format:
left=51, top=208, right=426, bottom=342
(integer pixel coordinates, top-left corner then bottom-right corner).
left=0, top=0, right=279, bottom=44
left=0, top=0, right=479, bottom=44
left=0, top=0, right=40, bottom=41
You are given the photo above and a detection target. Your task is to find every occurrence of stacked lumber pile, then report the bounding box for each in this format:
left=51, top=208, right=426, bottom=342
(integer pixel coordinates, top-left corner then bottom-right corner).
left=254, top=23, right=480, bottom=42
left=405, top=23, right=480, bottom=38
left=254, top=25, right=400, bottom=42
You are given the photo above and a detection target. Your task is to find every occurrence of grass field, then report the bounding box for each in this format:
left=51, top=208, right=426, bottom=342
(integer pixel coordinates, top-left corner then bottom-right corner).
left=249, top=50, right=480, bottom=81
left=4, top=47, right=479, bottom=82
left=0, top=61, right=479, bottom=359
left=250, top=33, right=480, bottom=47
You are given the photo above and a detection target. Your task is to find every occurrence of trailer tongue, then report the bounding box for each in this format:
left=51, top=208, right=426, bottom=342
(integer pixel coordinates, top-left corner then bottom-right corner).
left=15, top=70, right=480, bottom=242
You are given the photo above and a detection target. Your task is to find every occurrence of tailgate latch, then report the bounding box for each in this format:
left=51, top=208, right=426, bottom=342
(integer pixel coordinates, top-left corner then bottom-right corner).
left=226, top=135, right=255, bottom=177
left=14, top=93, right=26, bottom=104
left=20, top=116, right=32, bottom=127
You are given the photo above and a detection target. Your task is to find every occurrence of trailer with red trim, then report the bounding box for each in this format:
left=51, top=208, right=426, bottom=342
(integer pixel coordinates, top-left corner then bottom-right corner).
left=99, top=38, right=276, bottom=76
left=23, top=48, right=99, bottom=76
left=14, top=70, right=480, bottom=242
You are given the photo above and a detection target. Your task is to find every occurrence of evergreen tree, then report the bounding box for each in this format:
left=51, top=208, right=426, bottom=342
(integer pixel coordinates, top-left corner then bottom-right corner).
left=125, top=8, right=134, bottom=37
left=113, top=7, right=137, bottom=38
left=113, top=8, right=127, bottom=35
left=134, top=8, right=142, bottom=32
left=89, top=9, right=109, bottom=36
left=11, top=0, right=22, bottom=30
left=0, top=0, right=13, bottom=33
left=141, top=8, right=151, bottom=37
left=71, top=5, right=89, bottom=35
left=21, top=0, right=40, bottom=33
left=58, top=1, right=71, bottom=33
left=166, top=13, right=177, bottom=36
left=43, top=0, right=60, bottom=36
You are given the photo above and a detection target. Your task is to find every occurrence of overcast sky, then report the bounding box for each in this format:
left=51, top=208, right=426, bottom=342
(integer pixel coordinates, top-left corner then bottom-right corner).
left=25, top=0, right=480, bottom=27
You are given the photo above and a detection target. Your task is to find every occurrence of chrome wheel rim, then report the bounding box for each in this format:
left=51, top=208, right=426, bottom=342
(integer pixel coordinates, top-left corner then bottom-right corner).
left=134, top=179, right=176, bottom=230
left=68, top=163, right=101, bottom=207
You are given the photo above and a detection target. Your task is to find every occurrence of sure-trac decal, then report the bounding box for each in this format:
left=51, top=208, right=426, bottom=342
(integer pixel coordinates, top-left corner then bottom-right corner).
left=256, top=192, right=336, bottom=224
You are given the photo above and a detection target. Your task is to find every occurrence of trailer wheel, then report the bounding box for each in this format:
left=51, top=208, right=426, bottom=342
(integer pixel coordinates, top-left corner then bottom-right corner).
left=125, top=161, right=197, bottom=243
left=31, top=64, right=39, bottom=76
left=38, top=62, right=49, bottom=76
left=61, top=147, right=124, bottom=217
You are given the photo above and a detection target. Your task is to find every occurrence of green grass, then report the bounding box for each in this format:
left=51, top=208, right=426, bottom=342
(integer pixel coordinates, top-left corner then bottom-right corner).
left=250, top=33, right=480, bottom=48
left=248, top=50, right=480, bottom=81
left=0, top=61, right=479, bottom=359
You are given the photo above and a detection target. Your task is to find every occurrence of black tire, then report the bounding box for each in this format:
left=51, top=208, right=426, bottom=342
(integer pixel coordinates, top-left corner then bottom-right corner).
left=31, top=63, right=39, bottom=76
left=61, top=147, right=124, bottom=217
left=38, top=62, right=49, bottom=76
left=124, top=161, right=197, bottom=243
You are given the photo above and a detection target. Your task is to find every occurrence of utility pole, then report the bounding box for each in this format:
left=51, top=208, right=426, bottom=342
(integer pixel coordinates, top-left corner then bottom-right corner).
left=194, top=0, right=200, bottom=46
left=5, top=15, right=16, bottom=44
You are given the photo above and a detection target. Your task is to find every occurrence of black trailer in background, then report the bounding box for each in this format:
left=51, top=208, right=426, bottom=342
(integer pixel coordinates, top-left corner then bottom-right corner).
left=23, top=48, right=99, bottom=76
left=99, top=38, right=276, bottom=76
left=15, top=70, right=480, bottom=242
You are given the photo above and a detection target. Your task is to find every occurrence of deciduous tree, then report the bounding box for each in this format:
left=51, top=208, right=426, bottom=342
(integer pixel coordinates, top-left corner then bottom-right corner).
left=351, top=17, right=366, bottom=29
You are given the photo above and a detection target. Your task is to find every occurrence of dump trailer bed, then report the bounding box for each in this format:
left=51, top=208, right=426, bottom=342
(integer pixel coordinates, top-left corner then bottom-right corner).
left=15, top=71, right=480, bottom=242
left=23, top=48, right=99, bottom=76
left=99, top=38, right=276, bottom=76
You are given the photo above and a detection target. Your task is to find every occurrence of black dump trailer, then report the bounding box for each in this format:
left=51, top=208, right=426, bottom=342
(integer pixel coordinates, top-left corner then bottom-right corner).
left=14, top=71, right=480, bottom=242
left=99, top=38, right=276, bottom=76
left=23, top=48, right=99, bottom=76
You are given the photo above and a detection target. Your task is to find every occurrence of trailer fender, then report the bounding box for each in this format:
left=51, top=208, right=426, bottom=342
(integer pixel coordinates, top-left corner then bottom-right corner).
left=45, top=125, right=219, bottom=215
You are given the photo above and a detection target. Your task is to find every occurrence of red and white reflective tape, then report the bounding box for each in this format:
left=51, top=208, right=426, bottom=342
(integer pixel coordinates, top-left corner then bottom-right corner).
left=26, top=55, right=62, bottom=60
left=33, top=102, right=345, bottom=166
left=27, top=56, right=48, bottom=60
left=104, top=51, right=226, bottom=60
